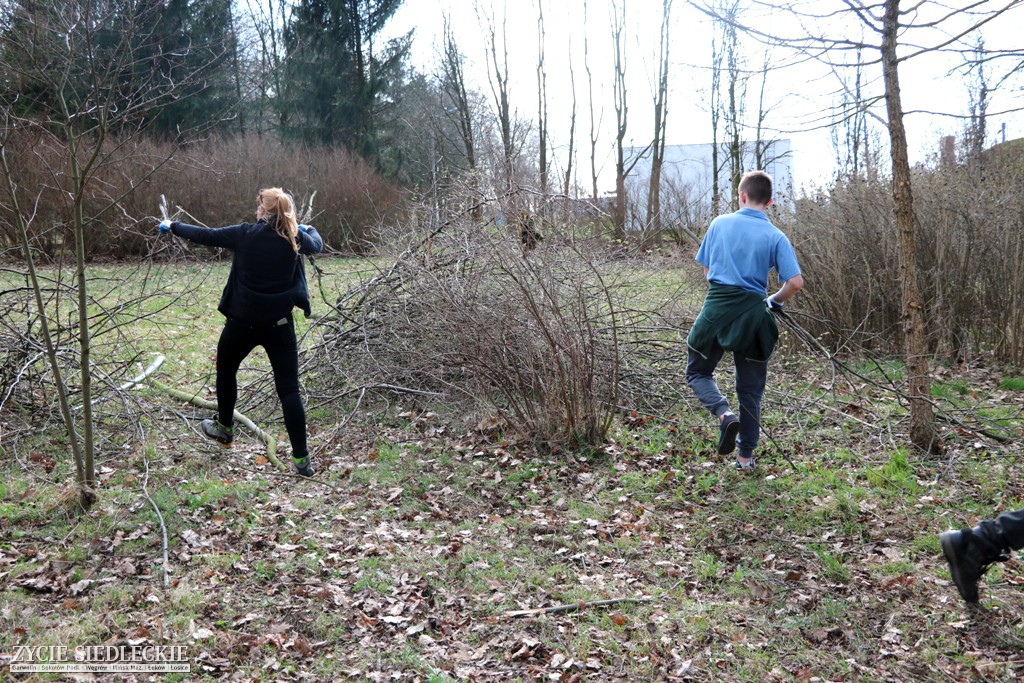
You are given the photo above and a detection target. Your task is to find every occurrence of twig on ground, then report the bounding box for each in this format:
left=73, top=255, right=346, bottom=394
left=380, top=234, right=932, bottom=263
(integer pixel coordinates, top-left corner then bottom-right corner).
left=138, top=441, right=171, bottom=588
left=502, top=597, right=652, bottom=618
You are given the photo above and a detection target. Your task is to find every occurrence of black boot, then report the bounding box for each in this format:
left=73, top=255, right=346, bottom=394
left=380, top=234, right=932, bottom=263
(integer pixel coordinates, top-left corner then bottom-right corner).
left=940, top=525, right=1011, bottom=603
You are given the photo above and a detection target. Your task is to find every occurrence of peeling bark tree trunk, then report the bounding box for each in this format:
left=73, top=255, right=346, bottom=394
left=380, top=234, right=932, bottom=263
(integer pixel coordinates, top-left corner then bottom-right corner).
left=881, top=0, right=937, bottom=452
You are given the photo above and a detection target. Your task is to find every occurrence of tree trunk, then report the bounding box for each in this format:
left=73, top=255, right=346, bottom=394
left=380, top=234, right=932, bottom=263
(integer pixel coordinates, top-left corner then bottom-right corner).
left=536, top=1, right=548, bottom=198
left=646, top=0, right=671, bottom=246
left=881, top=0, right=938, bottom=452
left=727, top=58, right=742, bottom=209
left=584, top=0, right=599, bottom=201
left=611, top=0, right=628, bottom=241
left=441, top=22, right=479, bottom=219
left=563, top=43, right=577, bottom=220
left=0, top=141, right=92, bottom=509
left=64, top=115, right=98, bottom=505
left=484, top=10, right=515, bottom=189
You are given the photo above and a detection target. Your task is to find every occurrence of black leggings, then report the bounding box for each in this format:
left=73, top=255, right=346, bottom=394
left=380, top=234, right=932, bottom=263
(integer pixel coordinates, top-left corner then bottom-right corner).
left=216, top=315, right=307, bottom=458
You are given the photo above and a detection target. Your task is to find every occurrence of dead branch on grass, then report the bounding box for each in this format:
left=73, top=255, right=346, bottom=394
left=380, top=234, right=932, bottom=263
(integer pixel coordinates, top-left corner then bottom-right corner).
left=503, top=596, right=653, bottom=618
left=147, top=377, right=286, bottom=472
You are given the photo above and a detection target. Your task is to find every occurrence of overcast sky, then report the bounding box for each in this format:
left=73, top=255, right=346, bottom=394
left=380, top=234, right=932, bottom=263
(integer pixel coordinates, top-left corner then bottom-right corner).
left=382, top=0, right=1024, bottom=196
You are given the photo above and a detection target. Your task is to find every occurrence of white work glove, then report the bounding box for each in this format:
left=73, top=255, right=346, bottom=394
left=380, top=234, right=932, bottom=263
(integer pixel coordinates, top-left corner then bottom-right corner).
left=158, top=219, right=172, bottom=234
left=765, top=294, right=784, bottom=313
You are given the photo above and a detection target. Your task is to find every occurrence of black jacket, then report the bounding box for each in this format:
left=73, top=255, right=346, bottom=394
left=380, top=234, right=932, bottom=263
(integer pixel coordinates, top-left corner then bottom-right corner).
left=170, top=219, right=324, bottom=322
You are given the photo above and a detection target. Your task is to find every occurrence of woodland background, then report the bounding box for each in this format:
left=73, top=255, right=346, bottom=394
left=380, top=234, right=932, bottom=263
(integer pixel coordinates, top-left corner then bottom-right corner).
left=2, top=1, right=1024, bottom=681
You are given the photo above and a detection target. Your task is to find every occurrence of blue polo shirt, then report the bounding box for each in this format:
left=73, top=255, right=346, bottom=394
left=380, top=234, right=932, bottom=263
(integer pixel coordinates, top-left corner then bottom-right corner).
left=695, top=207, right=801, bottom=295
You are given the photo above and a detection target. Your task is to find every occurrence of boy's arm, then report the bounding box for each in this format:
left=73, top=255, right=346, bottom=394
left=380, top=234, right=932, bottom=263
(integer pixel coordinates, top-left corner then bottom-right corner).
left=769, top=234, right=803, bottom=304
left=170, top=221, right=246, bottom=249
left=768, top=273, right=804, bottom=304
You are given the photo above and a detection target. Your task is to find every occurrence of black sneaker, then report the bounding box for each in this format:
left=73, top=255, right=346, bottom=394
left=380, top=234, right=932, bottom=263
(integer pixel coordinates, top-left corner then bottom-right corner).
left=940, top=528, right=1007, bottom=603
left=293, top=455, right=314, bottom=477
left=201, top=418, right=233, bottom=447
left=717, top=413, right=740, bottom=455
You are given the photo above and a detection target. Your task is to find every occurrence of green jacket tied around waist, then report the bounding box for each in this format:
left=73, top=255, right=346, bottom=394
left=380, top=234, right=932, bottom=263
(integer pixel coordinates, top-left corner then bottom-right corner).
left=687, top=282, right=779, bottom=362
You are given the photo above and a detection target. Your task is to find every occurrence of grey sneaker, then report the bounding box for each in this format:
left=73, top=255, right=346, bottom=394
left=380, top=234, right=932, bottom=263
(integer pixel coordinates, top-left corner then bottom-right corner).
left=293, top=455, right=314, bottom=477
left=717, top=412, right=740, bottom=455
left=735, top=457, right=756, bottom=471
left=200, top=418, right=233, bottom=447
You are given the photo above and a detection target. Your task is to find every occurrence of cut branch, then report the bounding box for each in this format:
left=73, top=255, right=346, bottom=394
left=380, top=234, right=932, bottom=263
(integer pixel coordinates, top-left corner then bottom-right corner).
left=147, top=378, right=285, bottom=472
left=503, top=597, right=652, bottom=618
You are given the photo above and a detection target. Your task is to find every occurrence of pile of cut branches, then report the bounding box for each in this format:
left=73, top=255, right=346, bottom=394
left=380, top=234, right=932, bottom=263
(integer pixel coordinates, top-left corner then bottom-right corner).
left=304, top=218, right=696, bottom=448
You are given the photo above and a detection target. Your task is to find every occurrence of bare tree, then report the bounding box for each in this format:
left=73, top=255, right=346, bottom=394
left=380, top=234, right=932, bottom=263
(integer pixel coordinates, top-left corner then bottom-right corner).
left=611, top=0, right=629, bottom=239
left=536, top=0, right=549, bottom=198
left=645, top=0, right=673, bottom=243
left=709, top=14, right=724, bottom=216
left=584, top=0, right=601, bottom=201
left=964, top=37, right=989, bottom=163
left=439, top=18, right=481, bottom=218
left=722, top=1, right=747, bottom=210
left=0, top=1, right=233, bottom=506
left=242, top=0, right=290, bottom=135
left=230, top=4, right=247, bottom=134
left=830, top=45, right=875, bottom=179
left=878, top=0, right=936, bottom=450
left=752, top=51, right=772, bottom=170
left=563, top=38, right=578, bottom=203
left=480, top=4, right=516, bottom=189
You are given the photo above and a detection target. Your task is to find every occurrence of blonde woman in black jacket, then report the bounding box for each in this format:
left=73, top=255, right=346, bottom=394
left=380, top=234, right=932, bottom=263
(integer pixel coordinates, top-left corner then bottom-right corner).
left=160, top=188, right=324, bottom=476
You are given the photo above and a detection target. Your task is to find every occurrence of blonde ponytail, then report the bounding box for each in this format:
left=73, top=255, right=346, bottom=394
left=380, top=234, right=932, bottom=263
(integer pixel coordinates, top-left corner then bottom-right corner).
left=258, top=187, right=299, bottom=253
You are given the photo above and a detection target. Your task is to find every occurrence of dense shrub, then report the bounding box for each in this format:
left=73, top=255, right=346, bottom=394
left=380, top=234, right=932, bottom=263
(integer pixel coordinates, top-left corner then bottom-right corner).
left=0, top=132, right=405, bottom=259
left=791, top=145, right=1024, bottom=365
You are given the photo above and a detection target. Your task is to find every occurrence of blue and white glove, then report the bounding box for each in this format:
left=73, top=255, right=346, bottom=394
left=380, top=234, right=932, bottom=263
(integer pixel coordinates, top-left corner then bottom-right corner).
left=298, top=224, right=311, bottom=234
left=158, top=219, right=172, bottom=234
left=765, top=295, right=784, bottom=313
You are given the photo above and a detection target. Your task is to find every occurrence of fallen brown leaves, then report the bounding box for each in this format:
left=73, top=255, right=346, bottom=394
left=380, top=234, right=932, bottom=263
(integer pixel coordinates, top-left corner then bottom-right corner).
left=4, top=362, right=1024, bottom=681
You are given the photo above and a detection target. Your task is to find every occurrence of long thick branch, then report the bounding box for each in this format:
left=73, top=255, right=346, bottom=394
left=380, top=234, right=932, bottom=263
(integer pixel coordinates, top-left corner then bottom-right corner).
left=148, top=378, right=285, bottom=472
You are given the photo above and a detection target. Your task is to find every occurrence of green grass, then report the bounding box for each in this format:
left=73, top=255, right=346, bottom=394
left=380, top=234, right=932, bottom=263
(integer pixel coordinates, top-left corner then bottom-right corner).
left=866, top=448, right=918, bottom=494
left=932, top=378, right=970, bottom=399
left=1000, top=376, right=1024, bottom=391
left=3, top=257, right=1024, bottom=681
left=849, top=357, right=906, bottom=383
left=811, top=544, right=851, bottom=583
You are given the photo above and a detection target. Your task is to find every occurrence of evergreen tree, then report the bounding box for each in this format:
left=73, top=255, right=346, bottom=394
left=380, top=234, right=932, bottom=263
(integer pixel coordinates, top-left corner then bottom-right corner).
left=145, top=0, right=238, bottom=138
left=282, top=0, right=408, bottom=162
left=0, top=0, right=236, bottom=138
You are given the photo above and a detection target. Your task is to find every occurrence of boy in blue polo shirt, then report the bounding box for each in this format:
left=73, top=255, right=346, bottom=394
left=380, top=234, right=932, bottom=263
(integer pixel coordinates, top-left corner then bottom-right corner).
left=686, top=171, right=804, bottom=470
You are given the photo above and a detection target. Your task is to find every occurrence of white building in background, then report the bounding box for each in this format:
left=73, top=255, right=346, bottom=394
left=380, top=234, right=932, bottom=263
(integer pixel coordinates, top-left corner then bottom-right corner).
left=623, top=140, right=794, bottom=233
